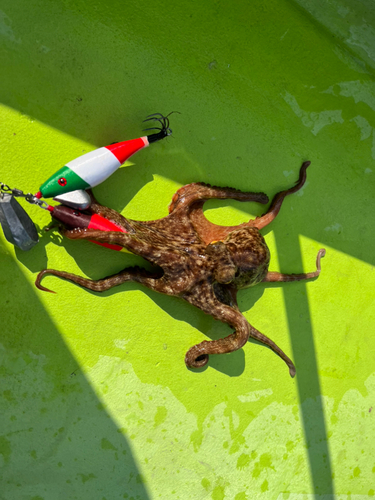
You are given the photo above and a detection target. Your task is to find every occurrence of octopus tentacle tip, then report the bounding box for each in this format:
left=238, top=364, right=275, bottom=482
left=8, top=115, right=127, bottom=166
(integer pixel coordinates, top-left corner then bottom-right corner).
left=36, top=283, right=56, bottom=294
left=35, top=270, right=57, bottom=294
left=316, top=248, right=326, bottom=273
left=289, top=365, right=296, bottom=378
left=185, top=353, right=209, bottom=369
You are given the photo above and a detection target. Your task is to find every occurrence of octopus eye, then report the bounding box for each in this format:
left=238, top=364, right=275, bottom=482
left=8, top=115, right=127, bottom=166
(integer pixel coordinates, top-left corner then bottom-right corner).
left=58, top=177, right=67, bottom=186
left=73, top=211, right=81, bottom=217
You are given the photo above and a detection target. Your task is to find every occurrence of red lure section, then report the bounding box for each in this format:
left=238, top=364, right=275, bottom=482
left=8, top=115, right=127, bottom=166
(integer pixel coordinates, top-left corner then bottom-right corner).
left=51, top=205, right=126, bottom=252
left=87, top=214, right=125, bottom=251
left=105, top=137, right=148, bottom=164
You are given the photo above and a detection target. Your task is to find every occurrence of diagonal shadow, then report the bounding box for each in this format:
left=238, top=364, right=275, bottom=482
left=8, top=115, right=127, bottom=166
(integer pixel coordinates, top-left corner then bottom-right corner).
left=0, top=247, right=150, bottom=500
left=275, top=233, right=334, bottom=497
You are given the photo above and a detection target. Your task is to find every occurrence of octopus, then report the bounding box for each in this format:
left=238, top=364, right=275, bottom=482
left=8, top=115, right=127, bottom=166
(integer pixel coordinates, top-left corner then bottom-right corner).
left=36, top=161, right=325, bottom=377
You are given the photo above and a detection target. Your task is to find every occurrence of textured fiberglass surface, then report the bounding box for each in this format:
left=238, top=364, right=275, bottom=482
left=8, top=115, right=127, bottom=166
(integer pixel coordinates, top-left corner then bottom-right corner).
left=0, top=0, right=375, bottom=499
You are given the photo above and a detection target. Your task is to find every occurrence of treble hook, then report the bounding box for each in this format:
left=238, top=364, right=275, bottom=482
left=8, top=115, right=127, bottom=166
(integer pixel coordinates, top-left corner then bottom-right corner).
left=143, top=111, right=180, bottom=143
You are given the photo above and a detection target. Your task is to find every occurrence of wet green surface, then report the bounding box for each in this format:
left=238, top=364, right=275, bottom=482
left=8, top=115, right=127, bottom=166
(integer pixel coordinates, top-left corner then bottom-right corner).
left=1, top=0, right=375, bottom=498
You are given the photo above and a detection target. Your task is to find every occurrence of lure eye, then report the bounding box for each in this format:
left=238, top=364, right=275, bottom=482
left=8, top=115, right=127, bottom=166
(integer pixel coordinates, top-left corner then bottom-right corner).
left=58, top=177, right=67, bottom=187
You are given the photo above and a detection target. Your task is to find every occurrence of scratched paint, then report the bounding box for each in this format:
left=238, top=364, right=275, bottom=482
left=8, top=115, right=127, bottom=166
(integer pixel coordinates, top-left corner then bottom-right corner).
left=1, top=0, right=375, bottom=498
left=283, top=92, right=344, bottom=136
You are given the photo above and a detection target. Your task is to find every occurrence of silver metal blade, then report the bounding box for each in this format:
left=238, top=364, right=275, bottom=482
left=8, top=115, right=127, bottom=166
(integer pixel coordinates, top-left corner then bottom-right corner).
left=53, top=189, right=91, bottom=210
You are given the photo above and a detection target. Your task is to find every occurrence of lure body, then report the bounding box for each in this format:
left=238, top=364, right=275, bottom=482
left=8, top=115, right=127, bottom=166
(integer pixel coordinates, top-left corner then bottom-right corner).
left=38, top=137, right=149, bottom=199
left=36, top=112, right=174, bottom=203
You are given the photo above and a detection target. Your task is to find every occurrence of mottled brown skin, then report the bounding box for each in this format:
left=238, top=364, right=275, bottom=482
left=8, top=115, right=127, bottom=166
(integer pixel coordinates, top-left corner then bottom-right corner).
left=36, top=161, right=325, bottom=377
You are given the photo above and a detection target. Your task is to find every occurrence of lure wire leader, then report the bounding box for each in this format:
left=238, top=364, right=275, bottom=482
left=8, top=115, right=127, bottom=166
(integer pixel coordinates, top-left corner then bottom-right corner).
left=0, top=182, right=50, bottom=210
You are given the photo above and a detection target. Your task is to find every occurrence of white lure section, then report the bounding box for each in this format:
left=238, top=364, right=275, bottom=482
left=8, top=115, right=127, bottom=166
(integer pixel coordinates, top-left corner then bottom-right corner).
left=67, top=147, right=121, bottom=188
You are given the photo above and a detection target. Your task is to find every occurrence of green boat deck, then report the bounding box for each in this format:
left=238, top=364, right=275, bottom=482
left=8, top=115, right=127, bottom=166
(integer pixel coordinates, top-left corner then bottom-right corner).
left=1, top=1, right=374, bottom=498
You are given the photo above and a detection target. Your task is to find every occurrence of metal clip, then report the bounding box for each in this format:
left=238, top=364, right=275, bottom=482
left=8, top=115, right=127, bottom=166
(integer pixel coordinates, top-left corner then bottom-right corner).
left=25, top=193, right=50, bottom=210
left=0, top=182, right=50, bottom=210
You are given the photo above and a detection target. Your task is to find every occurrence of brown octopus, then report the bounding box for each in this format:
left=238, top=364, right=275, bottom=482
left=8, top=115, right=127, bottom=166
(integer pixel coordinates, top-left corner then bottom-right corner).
left=36, top=161, right=325, bottom=377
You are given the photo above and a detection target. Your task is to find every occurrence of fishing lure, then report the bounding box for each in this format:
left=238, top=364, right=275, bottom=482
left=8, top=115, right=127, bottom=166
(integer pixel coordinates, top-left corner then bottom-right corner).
left=35, top=113, right=173, bottom=201
left=0, top=113, right=172, bottom=250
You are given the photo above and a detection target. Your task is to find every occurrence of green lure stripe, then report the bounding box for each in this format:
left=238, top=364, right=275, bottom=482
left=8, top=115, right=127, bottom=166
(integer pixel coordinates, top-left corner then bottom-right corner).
left=40, top=166, right=90, bottom=198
